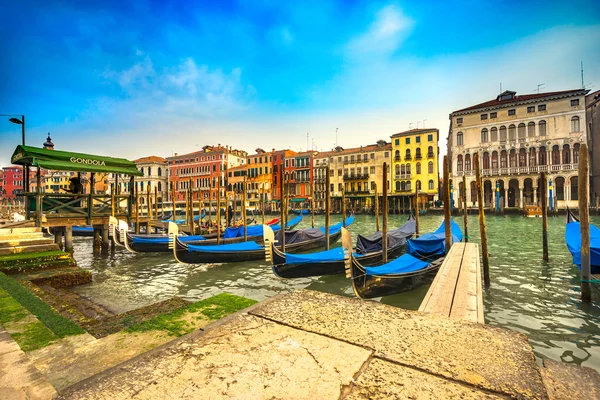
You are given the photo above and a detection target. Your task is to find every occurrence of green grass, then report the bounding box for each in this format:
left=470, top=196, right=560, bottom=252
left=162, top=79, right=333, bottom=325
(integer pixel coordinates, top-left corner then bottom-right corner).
left=11, top=322, right=58, bottom=352
left=127, top=293, right=257, bottom=336
left=0, top=272, right=84, bottom=337
left=0, top=250, right=68, bottom=262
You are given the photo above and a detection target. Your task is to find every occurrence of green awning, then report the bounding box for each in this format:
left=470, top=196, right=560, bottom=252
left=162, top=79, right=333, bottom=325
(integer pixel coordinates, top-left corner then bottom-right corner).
left=11, top=145, right=143, bottom=176
left=289, top=198, right=307, bottom=203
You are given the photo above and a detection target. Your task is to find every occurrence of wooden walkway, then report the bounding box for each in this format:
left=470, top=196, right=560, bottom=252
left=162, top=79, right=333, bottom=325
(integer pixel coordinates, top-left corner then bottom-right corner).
left=419, top=242, right=484, bottom=324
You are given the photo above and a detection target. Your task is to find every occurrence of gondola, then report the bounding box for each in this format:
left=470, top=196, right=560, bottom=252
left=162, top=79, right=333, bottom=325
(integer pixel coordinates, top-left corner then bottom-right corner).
left=269, top=216, right=414, bottom=278
left=169, top=217, right=353, bottom=264
left=345, top=219, right=463, bottom=299
left=565, top=208, right=600, bottom=274
left=290, top=209, right=311, bottom=215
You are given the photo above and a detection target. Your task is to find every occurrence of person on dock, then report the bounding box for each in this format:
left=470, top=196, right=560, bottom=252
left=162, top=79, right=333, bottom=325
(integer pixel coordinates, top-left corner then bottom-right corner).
left=63, top=177, right=83, bottom=207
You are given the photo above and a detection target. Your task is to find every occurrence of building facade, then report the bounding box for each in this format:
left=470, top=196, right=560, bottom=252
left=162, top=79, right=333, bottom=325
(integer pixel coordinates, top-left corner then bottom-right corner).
left=1, top=167, right=23, bottom=200
left=313, top=141, right=391, bottom=212
left=132, top=156, right=168, bottom=204
left=586, top=89, right=600, bottom=205
left=292, top=151, right=316, bottom=208
left=246, top=149, right=272, bottom=209
left=390, top=128, right=439, bottom=205
left=271, top=149, right=297, bottom=208
left=448, top=89, right=588, bottom=209
left=166, top=145, right=246, bottom=205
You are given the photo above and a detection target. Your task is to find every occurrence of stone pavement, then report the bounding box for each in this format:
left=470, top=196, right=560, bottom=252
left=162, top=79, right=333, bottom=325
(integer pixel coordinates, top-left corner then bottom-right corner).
left=0, top=326, right=57, bottom=400
left=60, top=290, right=555, bottom=399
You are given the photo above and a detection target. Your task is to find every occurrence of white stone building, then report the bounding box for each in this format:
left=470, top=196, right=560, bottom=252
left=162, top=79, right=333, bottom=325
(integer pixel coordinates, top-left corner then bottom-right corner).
left=448, top=89, right=588, bottom=209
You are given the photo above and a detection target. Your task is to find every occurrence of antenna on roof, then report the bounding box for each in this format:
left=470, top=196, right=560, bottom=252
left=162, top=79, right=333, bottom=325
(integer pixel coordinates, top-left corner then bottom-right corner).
left=417, top=121, right=421, bottom=129
left=409, top=122, right=413, bottom=129
left=335, top=128, right=338, bottom=147
left=534, top=83, right=545, bottom=94
left=582, top=61, right=585, bottom=89
left=422, top=119, right=427, bottom=128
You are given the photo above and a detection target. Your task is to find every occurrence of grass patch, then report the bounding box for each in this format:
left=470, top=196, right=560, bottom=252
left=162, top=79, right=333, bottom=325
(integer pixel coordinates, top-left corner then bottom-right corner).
left=127, top=293, right=257, bottom=336
left=0, top=250, right=68, bottom=263
left=0, top=272, right=85, bottom=337
left=0, top=289, right=29, bottom=324
left=11, top=322, right=58, bottom=352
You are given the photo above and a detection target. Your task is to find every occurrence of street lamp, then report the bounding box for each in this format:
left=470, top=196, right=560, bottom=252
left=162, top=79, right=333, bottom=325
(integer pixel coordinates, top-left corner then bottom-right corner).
left=1, top=114, right=25, bottom=145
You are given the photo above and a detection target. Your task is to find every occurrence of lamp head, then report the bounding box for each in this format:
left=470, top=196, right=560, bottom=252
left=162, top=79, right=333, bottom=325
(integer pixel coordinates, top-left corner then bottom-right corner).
left=8, top=117, right=23, bottom=125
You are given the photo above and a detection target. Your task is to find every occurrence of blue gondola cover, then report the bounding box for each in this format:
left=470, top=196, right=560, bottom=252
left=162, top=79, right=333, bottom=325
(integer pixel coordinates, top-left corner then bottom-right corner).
left=565, top=219, right=600, bottom=273
left=223, top=225, right=264, bottom=239
left=318, top=216, right=355, bottom=235
left=285, top=247, right=346, bottom=264
left=356, top=218, right=415, bottom=254
left=406, top=220, right=462, bottom=258
left=187, top=241, right=263, bottom=253
left=364, top=253, right=429, bottom=276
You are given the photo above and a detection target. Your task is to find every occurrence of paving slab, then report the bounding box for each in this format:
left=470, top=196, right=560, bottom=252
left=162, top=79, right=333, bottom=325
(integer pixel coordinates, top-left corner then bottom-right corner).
left=0, top=326, right=57, bottom=400
left=346, top=358, right=508, bottom=399
left=250, top=289, right=547, bottom=400
left=60, top=313, right=372, bottom=399
left=539, top=358, right=600, bottom=400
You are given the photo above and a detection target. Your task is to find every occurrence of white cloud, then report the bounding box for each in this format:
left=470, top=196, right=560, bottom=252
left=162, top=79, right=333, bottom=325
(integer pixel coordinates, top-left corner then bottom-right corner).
left=346, top=4, right=413, bottom=59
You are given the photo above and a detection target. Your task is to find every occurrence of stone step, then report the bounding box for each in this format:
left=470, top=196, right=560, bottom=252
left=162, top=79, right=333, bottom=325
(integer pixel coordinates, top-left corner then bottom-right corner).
left=0, top=227, right=42, bottom=234
left=0, top=238, right=55, bottom=248
left=0, top=243, right=60, bottom=256
left=0, top=232, right=45, bottom=241
left=539, top=358, right=600, bottom=400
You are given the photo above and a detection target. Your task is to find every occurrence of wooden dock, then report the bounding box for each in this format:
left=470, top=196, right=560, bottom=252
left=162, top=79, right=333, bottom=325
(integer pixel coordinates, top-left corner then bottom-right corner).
left=419, top=242, right=484, bottom=324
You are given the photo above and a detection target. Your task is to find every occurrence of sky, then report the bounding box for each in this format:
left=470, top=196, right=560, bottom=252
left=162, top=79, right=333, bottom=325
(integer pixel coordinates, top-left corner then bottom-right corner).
left=1, top=0, right=599, bottom=167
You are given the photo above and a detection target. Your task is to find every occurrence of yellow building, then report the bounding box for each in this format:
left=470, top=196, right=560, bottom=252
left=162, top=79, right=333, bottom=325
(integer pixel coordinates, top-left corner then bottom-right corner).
left=390, top=128, right=439, bottom=203
left=246, top=148, right=272, bottom=210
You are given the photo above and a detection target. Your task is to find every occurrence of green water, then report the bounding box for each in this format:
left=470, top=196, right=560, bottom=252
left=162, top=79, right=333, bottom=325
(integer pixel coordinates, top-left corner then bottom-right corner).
left=70, top=213, right=600, bottom=371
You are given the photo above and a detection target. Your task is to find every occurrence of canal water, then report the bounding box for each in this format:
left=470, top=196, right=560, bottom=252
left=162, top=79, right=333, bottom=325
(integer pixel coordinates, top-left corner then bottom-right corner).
left=70, top=213, right=600, bottom=372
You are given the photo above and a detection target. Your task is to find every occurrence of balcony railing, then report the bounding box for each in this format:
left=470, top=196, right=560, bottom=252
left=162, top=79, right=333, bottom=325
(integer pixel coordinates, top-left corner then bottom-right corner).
left=415, top=154, right=422, bottom=160
left=394, top=156, right=401, bottom=162
left=394, top=188, right=413, bottom=193
left=475, top=163, right=578, bottom=177
left=427, top=153, right=435, bottom=158
left=405, top=155, right=412, bottom=160
left=394, top=174, right=411, bottom=180
left=343, top=173, right=369, bottom=180
left=346, top=190, right=370, bottom=195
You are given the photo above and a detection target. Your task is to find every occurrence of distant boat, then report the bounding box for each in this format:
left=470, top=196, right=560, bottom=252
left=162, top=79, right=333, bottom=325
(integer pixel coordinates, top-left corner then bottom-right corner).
left=346, top=220, right=463, bottom=299
left=269, top=216, right=411, bottom=278
left=290, top=209, right=311, bottom=215
left=565, top=209, right=600, bottom=274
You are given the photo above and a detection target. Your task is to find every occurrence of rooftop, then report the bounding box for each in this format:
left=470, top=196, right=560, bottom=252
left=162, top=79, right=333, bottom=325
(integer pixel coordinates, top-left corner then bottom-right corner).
left=316, top=141, right=391, bottom=158
left=133, top=156, right=166, bottom=164
left=390, top=128, right=439, bottom=138
left=451, top=88, right=588, bottom=115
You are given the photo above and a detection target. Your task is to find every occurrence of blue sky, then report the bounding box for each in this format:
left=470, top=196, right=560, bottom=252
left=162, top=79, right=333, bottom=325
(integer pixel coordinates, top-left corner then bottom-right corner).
left=1, top=0, right=599, bottom=166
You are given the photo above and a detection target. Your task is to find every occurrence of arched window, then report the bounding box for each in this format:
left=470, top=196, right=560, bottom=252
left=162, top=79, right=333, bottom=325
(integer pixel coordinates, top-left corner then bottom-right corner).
left=465, top=154, right=471, bottom=171
left=571, top=116, right=580, bottom=132
left=552, top=145, right=560, bottom=165
left=539, top=120, right=547, bottom=135
left=140, top=167, right=144, bottom=175
left=158, top=167, right=162, bottom=177
left=519, top=149, right=527, bottom=167
left=527, top=122, right=535, bottom=137
left=483, top=152, right=490, bottom=169
left=500, top=150, right=507, bottom=168
left=539, top=146, right=547, bottom=165
left=573, top=143, right=580, bottom=164
left=400, top=164, right=406, bottom=174
left=416, top=162, right=422, bottom=174
left=499, top=126, right=507, bottom=141
left=395, top=149, right=400, bottom=161
left=416, top=148, right=422, bottom=159
left=406, top=181, right=411, bottom=191
left=518, top=123, right=526, bottom=139
left=395, top=164, right=400, bottom=176
left=492, top=151, right=498, bottom=169
left=555, top=177, right=565, bottom=200
left=481, top=128, right=489, bottom=143
left=405, top=149, right=411, bottom=159
left=570, top=176, right=578, bottom=201
left=490, top=127, right=498, bottom=142
left=428, top=180, right=434, bottom=190
left=509, top=150, right=517, bottom=167
left=428, top=161, right=434, bottom=174
left=529, top=148, right=536, bottom=166
left=158, top=182, right=162, bottom=191
left=395, top=181, right=400, bottom=191
left=406, top=164, right=411, bottom=175
left=456, top=132, right=463, bottom=146
left=562, top=145, right=570, bottom=164
left=147, top=167, right=152, bottom=176
left=428, top=146, right=434, bottom=157
left=508, top=124, right=516, bottom=140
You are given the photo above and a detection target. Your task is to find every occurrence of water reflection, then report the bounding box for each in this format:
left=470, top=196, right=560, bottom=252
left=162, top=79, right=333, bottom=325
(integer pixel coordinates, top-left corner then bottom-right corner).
left=70, top=213, right=600, bottom=371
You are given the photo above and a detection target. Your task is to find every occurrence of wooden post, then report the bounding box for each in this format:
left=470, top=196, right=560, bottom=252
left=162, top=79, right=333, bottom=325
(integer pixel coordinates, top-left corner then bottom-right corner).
left=325, top=167, right=330, bottom=250
left=579, top=144, right=591, bottom=302
left=101, top=226, right=109, bottom=254
left=462, top=175, right=468, bottom=243
left=35, top=168, right=41, bottom=227
left=541, top=172, right=549, bottom=262
left=54, top=228, right=64, bottom=251
left=216, top=178, right=221, bottom=245
left=154, top=186, right=159, bottom=220
left=64, top=226, right=73, bottom=253
left=243, top=176, right=247, bottom=242
left=374, top=183, right=380, bottom=231
left=414, top=182, right=420, bottom=236
left=342, top=186, right=347, bottom=227
left=443, top=156, right=451, bottom=254
left=261, top=185, right=265, bottom=225
left=146, top=184, right=151, bottom=220
left=311, top=178, right=315, bottom=228
left=93, top=227, right=101, bottom=254
left=171, top=186, right=176, bottom=220
left=184, top=184, right=189, bottom=231
left=188, top=179, right=194, bottom=235
left=474, top=153, right=490, bottom=288
left=279, top=165, right=286, bottom=251
left=135, top=187, right=140, bottom=234
left=382, top=162, right=388, bottom=263
left=111, top=187, right=115, bottom=217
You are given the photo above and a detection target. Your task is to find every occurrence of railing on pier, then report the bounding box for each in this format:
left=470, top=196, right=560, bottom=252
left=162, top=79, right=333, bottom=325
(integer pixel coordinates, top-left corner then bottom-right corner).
left=22, top=192, right=131, bottom=226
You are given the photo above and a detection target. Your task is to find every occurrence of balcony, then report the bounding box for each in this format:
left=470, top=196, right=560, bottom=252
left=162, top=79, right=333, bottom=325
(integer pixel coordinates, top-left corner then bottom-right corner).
left=476, top=163, right=578, bottom=177
left=346, top=189, right=370, bottom=195
left=394, top=174, right=411, bottom=180
left=415, top=154, right=422, bottom=160
left=394, top=156, right=401, bottom=162
left=343, top=173, right=369, bottom=180
left=394, top=188, right=413, bottom=193
left=404, top=155, right=412, bottom=160
left=427, top=153, right=435, bottom=158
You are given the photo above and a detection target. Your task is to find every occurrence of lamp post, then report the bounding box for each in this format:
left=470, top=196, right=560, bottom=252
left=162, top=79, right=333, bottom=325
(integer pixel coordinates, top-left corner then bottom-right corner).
left=2, top=114, right=27, bottom=199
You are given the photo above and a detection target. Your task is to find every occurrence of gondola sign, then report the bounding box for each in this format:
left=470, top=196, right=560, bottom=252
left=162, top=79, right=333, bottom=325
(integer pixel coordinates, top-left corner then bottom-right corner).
left=69, top=157, right=106, bottom=166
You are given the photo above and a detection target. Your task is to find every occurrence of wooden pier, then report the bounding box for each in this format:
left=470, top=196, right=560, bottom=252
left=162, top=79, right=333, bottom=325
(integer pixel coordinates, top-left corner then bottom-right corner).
left=419, top=242, right=484, bottom=323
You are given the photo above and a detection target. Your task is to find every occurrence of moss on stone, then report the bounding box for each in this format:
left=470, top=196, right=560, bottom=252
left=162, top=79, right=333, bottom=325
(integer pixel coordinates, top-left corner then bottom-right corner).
left=11, top=321, right=58, bottom=352
left=126, top=293, right=257, bottom=337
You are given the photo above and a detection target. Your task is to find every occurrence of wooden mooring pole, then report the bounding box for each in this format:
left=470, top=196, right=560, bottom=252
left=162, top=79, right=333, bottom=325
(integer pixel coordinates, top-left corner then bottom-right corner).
left=443, top=156, right=451, bottom=254
left=279, top=165, right=286, bottom=251
left=382, top=162, right=388, bottom=263
left=463, top=174, right=468, bottom=243
left=243, top=176, right=247, bottom=242
left=135, top=187, right=140, bottom=234
left=414, top=182, right=420, bottom=236
left=216, top=178, right=221, bottom=245
left=261, top=185, right=265, bottom=225
left=374, top=183, right=380, bottom=232
left=311, top=178, right=315, bottom=229
left=342, top=186, right=347, bottom=227
left=541, top=172, right=549, bottom=262
left=579, top=144, right=591, bottom=303
left=325, top=167, right=330, bottom=251
left=474, top=153, right=490, bottom=288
